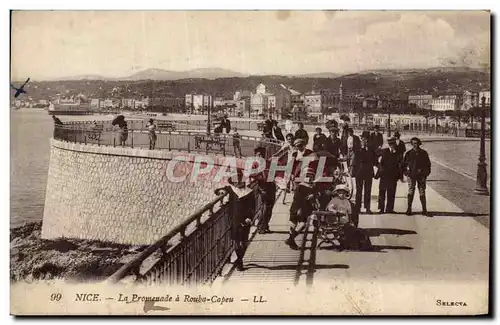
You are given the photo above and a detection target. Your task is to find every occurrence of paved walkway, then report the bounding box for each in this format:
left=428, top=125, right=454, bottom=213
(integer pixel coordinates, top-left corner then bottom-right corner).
left=214, top=179, right=490, bottom=314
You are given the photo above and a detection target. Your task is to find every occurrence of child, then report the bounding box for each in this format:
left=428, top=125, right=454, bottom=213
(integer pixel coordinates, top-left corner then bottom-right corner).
left=313, top=127, right=327, bottom=152
left=232, top=127, right=242, bottom=158
left=324, top=184, right=357, bottom=227
left=214, top=170, right=254, bottom=271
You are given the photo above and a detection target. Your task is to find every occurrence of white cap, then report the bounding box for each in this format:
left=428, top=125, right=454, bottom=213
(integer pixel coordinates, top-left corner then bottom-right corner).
left=333, top=184, right=350, bottom=194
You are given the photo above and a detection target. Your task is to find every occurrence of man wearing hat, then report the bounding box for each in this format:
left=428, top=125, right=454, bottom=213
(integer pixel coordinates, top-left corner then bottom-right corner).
left=345, top=127, right=361, bottom=168
left=369, top=125, right=384, bottom=154
left=377, top=137, right=404, bottom=213
left=402, top=137, right=431, bottom=216
left=324, top=120, right=342, bottom=159
left=350, top=131, right=377, bottom=214
left=393, top=131, right=406, bottom=159
left=285, top=138, right=314, bottom=249
left=294, top=122, right=309, bottom=145
left=220, top=114, right=232, bottom=134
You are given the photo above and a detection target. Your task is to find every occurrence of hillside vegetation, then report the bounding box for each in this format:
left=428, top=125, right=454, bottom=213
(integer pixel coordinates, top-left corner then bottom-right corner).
left=15, top=67, right=490, bottom=101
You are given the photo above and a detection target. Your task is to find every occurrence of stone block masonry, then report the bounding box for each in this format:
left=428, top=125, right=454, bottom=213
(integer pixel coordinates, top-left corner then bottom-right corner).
left=42, top=140, right=240, bottom=245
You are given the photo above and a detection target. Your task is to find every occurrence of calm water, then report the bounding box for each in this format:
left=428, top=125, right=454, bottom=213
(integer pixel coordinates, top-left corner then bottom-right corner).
left=10, top=110, right=115, bottom=228
left=10, top=110, right=53, bottom=228
left=10, top=110, right=492, bottom=228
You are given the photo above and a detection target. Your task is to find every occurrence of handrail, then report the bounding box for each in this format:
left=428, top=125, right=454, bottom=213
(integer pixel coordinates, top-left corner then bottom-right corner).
left=54, top=123, right=284, bottom=151
left=108, top=190, right=229, bottom=283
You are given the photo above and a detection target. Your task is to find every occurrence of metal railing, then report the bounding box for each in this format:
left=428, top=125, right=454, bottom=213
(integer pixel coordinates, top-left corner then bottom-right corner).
left=108, top=191, right=230, bottom=285
left=54, top=123, right=281, bottom=158
left=108, top=186, right=263, bottom=285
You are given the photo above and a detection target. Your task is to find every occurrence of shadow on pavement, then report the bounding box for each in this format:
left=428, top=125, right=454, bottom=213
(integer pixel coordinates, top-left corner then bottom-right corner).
left=363, top=228, right=417, bottom=237
left=317, top=244, right=413, bottom=252
left=244, top=263, right=348, bottom=271
left=370, top=245, right=414, bottom=252
left=427, top=211, right=490, bottom=218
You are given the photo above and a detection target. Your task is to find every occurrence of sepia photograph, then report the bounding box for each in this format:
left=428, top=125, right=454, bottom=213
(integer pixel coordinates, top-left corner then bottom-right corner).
left=9, top=9, right=492, bottom=316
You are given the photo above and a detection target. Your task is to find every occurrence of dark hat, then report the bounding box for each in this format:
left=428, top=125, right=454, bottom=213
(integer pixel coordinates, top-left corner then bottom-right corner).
left=374, top=125, right=380, bottom=130
left=394, top=131, right=401, bottom=138
left=325, top=119, right=339, bottom=130
left=387, top=137, right=396, bottom=145
left=361, top=131, right=371, bottom=139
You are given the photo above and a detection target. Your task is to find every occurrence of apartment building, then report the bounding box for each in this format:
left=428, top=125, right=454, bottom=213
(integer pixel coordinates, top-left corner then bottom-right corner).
left=408, top=94, right=433, bottom=110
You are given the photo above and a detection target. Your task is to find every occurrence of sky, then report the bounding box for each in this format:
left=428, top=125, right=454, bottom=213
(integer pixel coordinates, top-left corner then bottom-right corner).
left=10, top=10, right=491, bottom=80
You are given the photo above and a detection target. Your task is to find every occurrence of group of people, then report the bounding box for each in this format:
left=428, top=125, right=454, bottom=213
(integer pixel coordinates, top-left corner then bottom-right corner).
left=221, top=118, right=433, bottom=268
left=284, top=120, right=432, bottom=218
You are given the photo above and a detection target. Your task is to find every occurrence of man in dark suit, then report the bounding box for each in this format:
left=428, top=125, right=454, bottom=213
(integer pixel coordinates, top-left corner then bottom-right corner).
left=350, top=132, right=377, bottom=214
left=369, top=125, right=384, bottom=154
left=252, top=147, right=277, bottom=234
left=220, top=115, right=231, bottom=134
left=272, top=120, right=285, bottom=142
left=377, top=137, right=404, bottom=213
left=263, top=114, right=274, bottom=137
left=285, top=138, right=314, bottom=250
left=339, top=123, right=349, bottom=157
left=294, top=122, right=309, bottom=145
left=402, top=137, right=432, bottom=216
left=346, top=127, right=360, bottom=167
left=324, top=124, right=341, bottom=159
left=313, top=127, right=327, bottom=152
left=393, top=131, right=406, bottom=158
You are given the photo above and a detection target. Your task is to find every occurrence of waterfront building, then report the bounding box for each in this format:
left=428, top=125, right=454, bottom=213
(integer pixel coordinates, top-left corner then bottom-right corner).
left=185, top=94, right=213, bottom=113
left=408, top=94, right=433, bottom=110
left=430, top=95, right=460, bottom=111
left=461, top=91, right=480, bottom=111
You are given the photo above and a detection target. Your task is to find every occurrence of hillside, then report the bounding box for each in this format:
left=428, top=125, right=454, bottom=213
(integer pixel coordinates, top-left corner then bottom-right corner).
left=13, top=67, right=490, bottom=102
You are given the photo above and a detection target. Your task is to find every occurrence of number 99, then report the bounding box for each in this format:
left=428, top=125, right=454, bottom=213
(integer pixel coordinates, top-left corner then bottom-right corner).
left=50, top=293, right=62, bottom=301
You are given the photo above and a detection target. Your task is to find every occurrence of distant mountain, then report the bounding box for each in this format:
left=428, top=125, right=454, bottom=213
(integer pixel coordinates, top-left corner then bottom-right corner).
left=19, top=66, right=490, bottom=102
left=295, top=72, right=342, bottom=78
left=51, top=74, right=110, bottom=81
left=123, top=68, right=249, bottom=80
left=335, top=66, right=490, bottom=97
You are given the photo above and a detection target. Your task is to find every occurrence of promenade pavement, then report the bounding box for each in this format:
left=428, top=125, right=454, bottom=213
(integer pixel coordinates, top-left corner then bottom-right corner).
left=214, top=178, right=490, bottom=315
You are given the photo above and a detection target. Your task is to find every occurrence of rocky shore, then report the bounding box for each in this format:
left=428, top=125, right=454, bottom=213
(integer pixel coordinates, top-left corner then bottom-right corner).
left=10, top=221, right=148, bottom=282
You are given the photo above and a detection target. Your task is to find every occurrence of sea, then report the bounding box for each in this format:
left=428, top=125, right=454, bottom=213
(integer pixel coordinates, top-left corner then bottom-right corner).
left=9, top=109, right=116, bottom=228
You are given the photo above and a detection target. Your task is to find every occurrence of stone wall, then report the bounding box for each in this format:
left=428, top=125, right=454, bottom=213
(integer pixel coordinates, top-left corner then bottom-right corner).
left=41, top=140, right=245, bottom=245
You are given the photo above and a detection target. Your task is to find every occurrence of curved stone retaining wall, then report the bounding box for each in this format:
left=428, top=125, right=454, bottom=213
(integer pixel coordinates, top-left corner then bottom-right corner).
left=41, top=139, right=248, bottom=245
